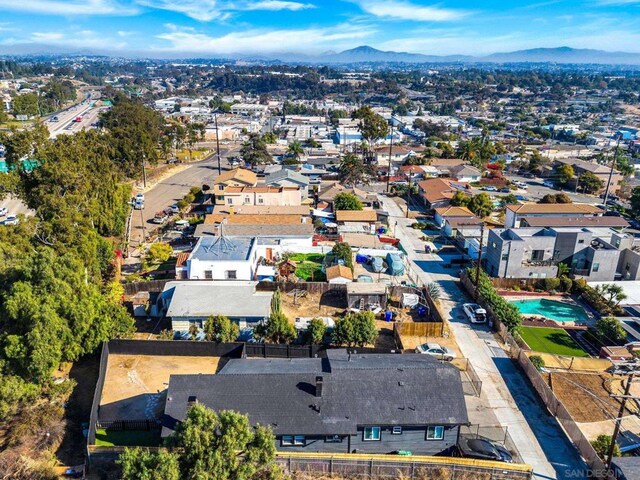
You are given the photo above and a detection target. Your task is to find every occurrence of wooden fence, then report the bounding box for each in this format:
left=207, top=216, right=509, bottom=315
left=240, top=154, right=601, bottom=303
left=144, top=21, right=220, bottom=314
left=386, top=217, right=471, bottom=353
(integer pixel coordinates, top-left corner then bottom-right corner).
left=394, top=321, right=444, bottom=338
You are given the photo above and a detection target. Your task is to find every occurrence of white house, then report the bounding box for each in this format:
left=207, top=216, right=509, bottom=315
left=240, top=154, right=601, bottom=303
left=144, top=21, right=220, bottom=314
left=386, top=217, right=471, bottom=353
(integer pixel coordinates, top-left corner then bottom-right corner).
left=187, top=236, right=258, bottom=281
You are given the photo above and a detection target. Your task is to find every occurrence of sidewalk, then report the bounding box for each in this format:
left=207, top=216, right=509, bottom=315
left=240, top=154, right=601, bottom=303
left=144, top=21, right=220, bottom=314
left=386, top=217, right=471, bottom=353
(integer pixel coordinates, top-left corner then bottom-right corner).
left=379, top=195, right=581, bottom=480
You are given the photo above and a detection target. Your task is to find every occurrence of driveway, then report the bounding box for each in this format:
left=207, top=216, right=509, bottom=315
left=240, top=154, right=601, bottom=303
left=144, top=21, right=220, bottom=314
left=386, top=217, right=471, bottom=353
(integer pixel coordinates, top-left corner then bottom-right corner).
left=379, top=194, right=588, bottom=480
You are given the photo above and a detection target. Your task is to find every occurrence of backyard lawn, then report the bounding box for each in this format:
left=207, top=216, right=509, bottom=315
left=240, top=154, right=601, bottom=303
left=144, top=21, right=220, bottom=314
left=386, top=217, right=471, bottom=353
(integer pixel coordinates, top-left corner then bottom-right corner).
left=520, top=326, right=589, bottom=357
left=288, top=253, right=326, bottom=281
left=94, top=429, right=161, bottom=447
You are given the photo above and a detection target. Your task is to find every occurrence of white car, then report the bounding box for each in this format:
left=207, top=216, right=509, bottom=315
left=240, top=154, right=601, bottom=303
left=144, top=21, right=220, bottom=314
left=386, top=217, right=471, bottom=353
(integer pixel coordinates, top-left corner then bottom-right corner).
left=166, top=204, right=180, bottom=214
left=482, top=186, right=497, bottom=192
left=514, top=181, right=528, bottom=189
left=463, top=303, right=487, bottom=324
left=3, top=215, right=18, bottom=226
left=0, top=207, right=7, bottom=217
left=415, top=343, right=456, bottom=361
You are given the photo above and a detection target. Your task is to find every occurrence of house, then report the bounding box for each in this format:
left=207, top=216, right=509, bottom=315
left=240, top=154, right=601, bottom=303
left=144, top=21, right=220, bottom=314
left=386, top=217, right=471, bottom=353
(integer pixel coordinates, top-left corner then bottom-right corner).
left=373, top=145, right=414, bottom=164
left=326, top=265, right=353, bottom=284
left=265, top=169, right=310, bottom=199
left=215, top=186, right=302, bottom=207
left=434, top=206, right=475, bottom=229
left=504, top=203, right=604, bottom=229
left=610, top=457, right=640, bottom=480
left=162, top=349, right=468, bottom=455
left=428, top=159, right=466, bottom=176
left=448, top=164, right=482, bottom=183
left=157, top=281, right=273, bottom=332
left=318, top=184, right=378, bottom=209
left=551, top=158, right=623, bottom=194
left=213, top=168, right=257, bottom=190
left=335, top=210, right=378, bottom=225
left=186, top=235, right=258, bottom=280
left=230, top=103, right=269, bottom=116
left=346, top=283, right=387, bottom=311
left=485, top=226, right=636, bottom=281
left=417, top=178, right=470, bottom=210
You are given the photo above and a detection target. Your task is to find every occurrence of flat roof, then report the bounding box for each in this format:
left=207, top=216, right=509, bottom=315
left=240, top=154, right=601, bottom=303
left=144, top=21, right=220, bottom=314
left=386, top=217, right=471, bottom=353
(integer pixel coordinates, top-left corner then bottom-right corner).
left=190, top=236, right=254, bottom=262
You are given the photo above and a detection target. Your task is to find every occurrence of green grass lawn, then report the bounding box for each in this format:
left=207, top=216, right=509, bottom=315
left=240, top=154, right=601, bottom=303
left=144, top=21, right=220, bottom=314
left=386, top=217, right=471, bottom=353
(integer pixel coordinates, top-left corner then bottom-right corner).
left=288, top=253, right=326, bottom=281
left=95, top=429, right=161, bottom=447
left=520, top=326, right=589, bottom=357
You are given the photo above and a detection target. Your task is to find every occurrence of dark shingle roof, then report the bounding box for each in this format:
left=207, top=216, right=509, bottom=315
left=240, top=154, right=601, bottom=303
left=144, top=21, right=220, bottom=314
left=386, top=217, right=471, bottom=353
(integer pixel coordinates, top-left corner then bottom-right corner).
left=611, top=457, right=640, bottom=480
left=163, top=350, right=468, bottom=437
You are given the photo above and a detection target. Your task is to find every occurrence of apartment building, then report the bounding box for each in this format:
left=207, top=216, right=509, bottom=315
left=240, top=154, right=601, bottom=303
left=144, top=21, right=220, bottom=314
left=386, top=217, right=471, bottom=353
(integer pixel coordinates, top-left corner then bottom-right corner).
left=504, top=203, right=604, bottom=228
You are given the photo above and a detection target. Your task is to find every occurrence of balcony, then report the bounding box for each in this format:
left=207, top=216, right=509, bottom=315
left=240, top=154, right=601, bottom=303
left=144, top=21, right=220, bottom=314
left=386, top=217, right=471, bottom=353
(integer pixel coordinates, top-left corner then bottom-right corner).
left=521, top=260, right=558, bottom=267
left=572, top=268, right=590, bottom=276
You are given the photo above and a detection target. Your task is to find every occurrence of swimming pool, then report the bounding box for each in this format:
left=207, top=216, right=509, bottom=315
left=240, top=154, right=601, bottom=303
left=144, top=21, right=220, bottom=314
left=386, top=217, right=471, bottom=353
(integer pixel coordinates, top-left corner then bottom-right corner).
left=510, top=298, right=590, bottom=323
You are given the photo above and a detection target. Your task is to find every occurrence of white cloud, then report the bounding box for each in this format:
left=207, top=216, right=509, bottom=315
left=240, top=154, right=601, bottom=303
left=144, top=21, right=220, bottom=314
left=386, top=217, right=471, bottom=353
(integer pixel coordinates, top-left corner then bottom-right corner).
left=155, top=24, right=375, bottom=53
left=138, top=0, right=316, bottom=21
left=24, top=29, right=128, bottom=49
left=0, top=0, right=138, bottom=16
left=356, top=0, right=469, bottom=22
left=243, top=1, right=315, bottom=11
left=31, top=32, right=65, bottom=42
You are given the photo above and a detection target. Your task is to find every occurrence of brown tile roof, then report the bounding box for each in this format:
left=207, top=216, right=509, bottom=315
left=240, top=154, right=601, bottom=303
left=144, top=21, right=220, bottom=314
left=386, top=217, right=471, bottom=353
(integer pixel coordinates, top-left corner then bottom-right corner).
left=176, top=252, right=190, bottom=267
left=204, top=213, right=304, bottom=225
left=222, top=185, right=299, bottom=194
left=505, top=203, right=603, bottom=215
left=418, top=178, right=469, bottom=204
left=434, top=206, right=474, bottom=217
left=212, top=205, right=310, bottom=215
left=335, top=210, right=378, bottom=222
left=446, top=217, right=484, bottom=228
left=214, top=168, right=257, bottom=186
left=429, top=158, right=466, bottom=167
left=326, top=264, right=353, bottom=280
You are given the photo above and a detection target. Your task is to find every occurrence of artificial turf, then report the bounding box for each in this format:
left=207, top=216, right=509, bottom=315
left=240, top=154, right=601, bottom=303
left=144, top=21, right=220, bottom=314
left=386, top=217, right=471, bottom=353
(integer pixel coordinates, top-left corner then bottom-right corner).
left=519, top=326, right=589, bottom=357
left=94, top=429, right=161, bottom=447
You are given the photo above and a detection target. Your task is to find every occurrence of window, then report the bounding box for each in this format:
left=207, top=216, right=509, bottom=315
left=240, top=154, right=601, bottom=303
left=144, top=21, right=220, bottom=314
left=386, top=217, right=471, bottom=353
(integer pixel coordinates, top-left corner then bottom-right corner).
left=281, top=435, right=304, bottom=446
left=258, top=197, right=264, bottom=204
left=244, top=196, right=251, bottom=204
left=226, top=270, right=237, bottom=279
left=531, top=250, right=544, bottom=261
left=363, top=427, right=381, bottom=441
left=578, top=239, right=584, bottom=244
left=204, top=270, right=213, bottom=280
left=501, top=254, right=508, bottom=261
left=325, top=435, right=343, bottom=443
left=592, top=263, right=600, bottom=272
left=426, top=426, right=444, bottom=440
left=218, top=184, right=224, bottom=191
left=226, top=197, right=233, bottom=205
left=392, top=426, right=402, bottom=435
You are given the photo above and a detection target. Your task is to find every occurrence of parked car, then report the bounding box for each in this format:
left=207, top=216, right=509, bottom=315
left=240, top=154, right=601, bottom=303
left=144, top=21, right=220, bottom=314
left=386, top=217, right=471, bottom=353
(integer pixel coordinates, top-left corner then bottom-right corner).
left=481, top=186, right=497, bottom=192
left=166, top=204, right=180, bottom=214
left=515, top=194, right=529, bottom=201
left=174, top=219, right=190, bottom=231
left=463, top=303, right=487, bottom=323
left=152, top=212, right=168, bottom=224
left=357, top=274, right=374, bottom=283
left=167, top=158, right=179, bottom=164
left=3, top=215, right=18, bottom=226
left=0, top=207, right=7, bottom=216
left=499, top=188, right=511, bottom=193
left=514, top=181, right=528, bottom=189
left=458, top=437, right=513, bottom=463
left=415, top=343, right=456, bottom=361
left=542, top=180, right=555, bottom=189
left=134, top=193, right=145, bottom=210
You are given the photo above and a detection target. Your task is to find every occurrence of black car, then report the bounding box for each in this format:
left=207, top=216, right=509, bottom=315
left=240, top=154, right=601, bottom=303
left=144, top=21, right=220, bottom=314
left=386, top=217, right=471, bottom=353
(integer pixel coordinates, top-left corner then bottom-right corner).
left=499, top=188, right=511, bottom=193
left=458, top=436, right=513, bottom=463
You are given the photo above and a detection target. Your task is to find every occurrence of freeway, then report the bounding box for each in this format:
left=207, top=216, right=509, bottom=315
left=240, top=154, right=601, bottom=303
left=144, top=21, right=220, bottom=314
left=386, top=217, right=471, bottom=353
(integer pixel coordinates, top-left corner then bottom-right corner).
left=46, top=89, right=104, bottom=139
left=128, top=144, right=240, bottom=249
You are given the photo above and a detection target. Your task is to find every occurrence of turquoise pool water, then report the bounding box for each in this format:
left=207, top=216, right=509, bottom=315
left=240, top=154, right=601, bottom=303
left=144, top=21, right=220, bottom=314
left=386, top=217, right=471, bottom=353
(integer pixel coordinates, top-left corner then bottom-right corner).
left=510, top=298, right=590, bottom=323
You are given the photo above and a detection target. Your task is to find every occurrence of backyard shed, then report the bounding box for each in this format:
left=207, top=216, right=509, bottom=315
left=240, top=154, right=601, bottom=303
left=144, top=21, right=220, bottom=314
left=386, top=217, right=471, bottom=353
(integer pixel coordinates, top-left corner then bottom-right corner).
left=326, top=265, right=353, bottom=284
left=346, top=283, right=388, bottom=311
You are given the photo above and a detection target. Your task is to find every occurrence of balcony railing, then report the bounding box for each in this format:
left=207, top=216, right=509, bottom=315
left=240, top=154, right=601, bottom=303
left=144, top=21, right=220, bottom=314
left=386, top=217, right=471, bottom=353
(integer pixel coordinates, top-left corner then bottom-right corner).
left=521, top=260, right=558, bottom=267
left=572, top=268, right=590, bottom=276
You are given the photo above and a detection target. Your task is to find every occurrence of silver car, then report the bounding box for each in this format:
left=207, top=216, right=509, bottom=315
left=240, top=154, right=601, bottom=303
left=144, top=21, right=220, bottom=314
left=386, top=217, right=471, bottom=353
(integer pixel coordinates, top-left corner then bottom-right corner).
left=415, top=343, right=456, bottom=361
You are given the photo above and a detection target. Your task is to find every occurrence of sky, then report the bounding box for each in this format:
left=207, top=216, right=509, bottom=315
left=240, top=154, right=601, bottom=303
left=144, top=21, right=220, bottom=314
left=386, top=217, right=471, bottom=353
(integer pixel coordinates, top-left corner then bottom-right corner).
left=0, top=0, right=639, bottom=57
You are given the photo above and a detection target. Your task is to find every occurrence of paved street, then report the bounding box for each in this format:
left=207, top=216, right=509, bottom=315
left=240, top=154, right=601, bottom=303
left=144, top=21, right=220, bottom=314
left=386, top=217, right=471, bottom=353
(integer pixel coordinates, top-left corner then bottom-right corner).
left=128, top=144, right=240, bottom=248
left=379, top=194, right=588, bottom=480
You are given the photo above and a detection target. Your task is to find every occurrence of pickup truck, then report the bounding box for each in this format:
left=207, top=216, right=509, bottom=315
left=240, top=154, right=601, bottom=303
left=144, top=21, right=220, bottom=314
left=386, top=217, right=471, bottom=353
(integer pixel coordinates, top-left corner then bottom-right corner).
left=463, top=303, right=487, bottom=324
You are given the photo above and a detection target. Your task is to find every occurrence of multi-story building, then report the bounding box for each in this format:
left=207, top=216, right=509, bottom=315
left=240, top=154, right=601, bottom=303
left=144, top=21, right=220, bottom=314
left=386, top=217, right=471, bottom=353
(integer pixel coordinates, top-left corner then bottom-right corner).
left=504, top=203, right=604, bottom=229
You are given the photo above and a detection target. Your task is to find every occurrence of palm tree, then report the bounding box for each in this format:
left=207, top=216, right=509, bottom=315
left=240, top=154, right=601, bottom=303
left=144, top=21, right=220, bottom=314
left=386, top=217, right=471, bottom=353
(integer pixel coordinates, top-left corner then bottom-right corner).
left=286, top=140, right=304, bottom=160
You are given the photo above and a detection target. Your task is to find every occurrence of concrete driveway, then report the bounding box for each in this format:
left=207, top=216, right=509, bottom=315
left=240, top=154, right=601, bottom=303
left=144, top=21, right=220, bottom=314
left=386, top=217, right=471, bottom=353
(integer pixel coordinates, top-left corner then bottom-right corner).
left=379, top=194, right=588, bottom=480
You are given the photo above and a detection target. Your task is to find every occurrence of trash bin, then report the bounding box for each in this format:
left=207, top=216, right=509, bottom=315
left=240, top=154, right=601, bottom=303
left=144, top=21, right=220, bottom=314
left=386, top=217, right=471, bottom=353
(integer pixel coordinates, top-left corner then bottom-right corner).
left=384, top=311, right=393, bottom=322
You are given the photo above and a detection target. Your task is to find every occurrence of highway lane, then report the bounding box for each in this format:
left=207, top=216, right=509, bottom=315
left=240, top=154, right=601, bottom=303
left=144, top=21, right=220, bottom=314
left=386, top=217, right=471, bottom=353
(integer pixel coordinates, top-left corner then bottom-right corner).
left=128, top=144, right=240, bottom=248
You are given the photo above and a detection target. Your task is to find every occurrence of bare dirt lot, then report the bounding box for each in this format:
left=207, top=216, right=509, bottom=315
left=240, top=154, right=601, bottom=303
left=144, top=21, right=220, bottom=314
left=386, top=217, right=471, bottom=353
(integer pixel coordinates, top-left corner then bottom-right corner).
left=542, top=372, right=634, bottom=423
left=99, top=354, right=222, bottom=421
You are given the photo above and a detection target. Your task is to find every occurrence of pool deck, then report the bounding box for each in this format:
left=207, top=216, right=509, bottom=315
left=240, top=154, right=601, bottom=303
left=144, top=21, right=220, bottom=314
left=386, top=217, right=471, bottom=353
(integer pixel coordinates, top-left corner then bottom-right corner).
left=507, top=294, right=596, bottom=327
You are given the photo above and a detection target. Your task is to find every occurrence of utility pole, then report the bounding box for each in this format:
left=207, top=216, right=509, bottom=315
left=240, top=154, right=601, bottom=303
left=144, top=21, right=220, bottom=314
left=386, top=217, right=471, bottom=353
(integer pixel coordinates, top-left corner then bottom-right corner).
left=214, top=112, right=222, bottom=175
left=386, top=123, right=394, bottom=194
left=405, top=173, right=412, bottom=219
left=141, top=154, right=147, bottom=189
left=474, top=223, right=486, bottom=302
left=606, top=371, right=636, bottom=472
left=603, top=135, right=621, bottom=207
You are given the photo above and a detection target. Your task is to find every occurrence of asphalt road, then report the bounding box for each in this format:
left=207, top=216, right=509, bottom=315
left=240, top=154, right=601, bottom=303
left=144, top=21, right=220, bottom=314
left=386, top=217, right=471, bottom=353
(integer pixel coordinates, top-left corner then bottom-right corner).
left=128, top=144, right=240, bottom=247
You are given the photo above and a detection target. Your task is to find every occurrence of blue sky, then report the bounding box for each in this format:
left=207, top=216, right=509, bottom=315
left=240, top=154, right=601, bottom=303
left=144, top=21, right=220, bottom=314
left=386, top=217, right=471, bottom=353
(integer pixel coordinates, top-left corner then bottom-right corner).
left=0, top=0, right=639, bottom=56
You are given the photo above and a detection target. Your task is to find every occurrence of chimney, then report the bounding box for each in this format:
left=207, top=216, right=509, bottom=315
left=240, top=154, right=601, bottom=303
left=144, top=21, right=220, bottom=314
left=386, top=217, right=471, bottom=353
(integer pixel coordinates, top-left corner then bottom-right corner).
left=187, top=395, right=198, bottom=406
left=315, top=376, right=323, bottom=398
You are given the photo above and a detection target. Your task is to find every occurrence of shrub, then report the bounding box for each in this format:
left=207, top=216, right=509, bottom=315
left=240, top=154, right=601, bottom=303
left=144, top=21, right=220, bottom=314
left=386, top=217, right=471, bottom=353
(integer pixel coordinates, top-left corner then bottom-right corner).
left=466, top=267, right=522, bottom=334
left=255, top=312, right=296, bottom=344
left=147, top=242, right=173, bottom=264
left=204, top=315, right=240, bottom=342
left=530, top=355, right=545, bottom=370
left=305, top=318, right=327, bottom=345
left=333, top=311, right=377, bottom=347
left=559, top=276, right=572, bottom=292
left=331, top=242, right=353, bottom=270
left=543, top=277, right=561, bottom=292
left=189, top=186, right=202, bottom=197
left=591, top=434, right=619, bottom=460
left=595, top=316, right=627, bottom=344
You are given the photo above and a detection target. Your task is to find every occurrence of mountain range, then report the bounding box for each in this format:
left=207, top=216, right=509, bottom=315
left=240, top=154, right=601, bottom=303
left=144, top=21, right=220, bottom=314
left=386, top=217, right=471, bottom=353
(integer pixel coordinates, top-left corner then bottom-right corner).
left=3, top=44, right=640, bottom=65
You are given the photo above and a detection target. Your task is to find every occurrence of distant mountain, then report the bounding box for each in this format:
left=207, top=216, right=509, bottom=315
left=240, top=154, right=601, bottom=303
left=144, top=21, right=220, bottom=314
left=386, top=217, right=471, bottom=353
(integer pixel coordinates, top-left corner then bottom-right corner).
left=2, top=44, right=640, bottom=66
left=481, top=46, right=640, bottom=65
left=317, top=45, right=471, bottom=64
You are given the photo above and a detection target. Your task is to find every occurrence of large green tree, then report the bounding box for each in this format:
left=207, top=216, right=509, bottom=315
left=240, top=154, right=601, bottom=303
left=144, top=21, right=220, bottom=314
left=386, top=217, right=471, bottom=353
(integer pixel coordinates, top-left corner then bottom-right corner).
left=338, top=153, right=374, bottom=186
left=118, top=447, right=181, bottom=480
left=167, top=405, right=279, bottom=480
left=467, top=193, right=494, bottom=218
left=241, top=133, right=272, bottom=167
left=351, top=106, right=389, bottom=146
left=333, top=192, right=363, bottom=211
left=333, top=311, right=377, bottom=347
